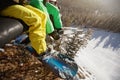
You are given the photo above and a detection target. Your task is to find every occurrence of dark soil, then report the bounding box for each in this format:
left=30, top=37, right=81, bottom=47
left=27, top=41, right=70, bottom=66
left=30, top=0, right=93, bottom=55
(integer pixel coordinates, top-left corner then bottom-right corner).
left=0, top=45, right=63, bottom=80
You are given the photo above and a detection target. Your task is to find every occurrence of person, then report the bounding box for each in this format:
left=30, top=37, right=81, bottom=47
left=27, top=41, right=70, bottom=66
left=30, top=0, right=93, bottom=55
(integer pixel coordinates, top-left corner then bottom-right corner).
left=0, top=0, right=47, bottom=55
left=44, top=0, right=63, bottom=34
left=29, top=0, right=62, bottom=40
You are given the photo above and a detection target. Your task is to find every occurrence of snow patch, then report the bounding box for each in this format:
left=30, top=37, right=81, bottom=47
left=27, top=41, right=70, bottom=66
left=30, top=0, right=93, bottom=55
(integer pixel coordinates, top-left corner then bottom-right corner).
left=75, top=28, right=120, bottom=80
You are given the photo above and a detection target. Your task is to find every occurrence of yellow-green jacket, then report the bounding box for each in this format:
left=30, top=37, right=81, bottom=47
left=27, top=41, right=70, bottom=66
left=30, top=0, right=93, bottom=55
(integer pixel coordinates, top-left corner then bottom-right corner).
left=29, top=0, right=62, bottom=33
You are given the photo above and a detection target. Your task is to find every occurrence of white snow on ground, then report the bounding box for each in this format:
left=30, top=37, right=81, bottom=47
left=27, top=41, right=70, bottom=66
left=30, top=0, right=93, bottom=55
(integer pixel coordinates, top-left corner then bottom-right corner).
left=75, top=28, right=120, bottom=80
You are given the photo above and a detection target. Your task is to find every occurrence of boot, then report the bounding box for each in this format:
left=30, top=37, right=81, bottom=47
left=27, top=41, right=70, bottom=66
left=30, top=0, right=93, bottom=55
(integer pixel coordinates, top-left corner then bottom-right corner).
left=49, top=30, right=60, bottom=40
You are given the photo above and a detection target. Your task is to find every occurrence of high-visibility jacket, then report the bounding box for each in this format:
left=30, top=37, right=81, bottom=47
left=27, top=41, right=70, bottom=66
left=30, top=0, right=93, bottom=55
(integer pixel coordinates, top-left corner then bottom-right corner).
left=45, top=2, right=62, bottom=29
left=30, top=0, right=54, bottom=34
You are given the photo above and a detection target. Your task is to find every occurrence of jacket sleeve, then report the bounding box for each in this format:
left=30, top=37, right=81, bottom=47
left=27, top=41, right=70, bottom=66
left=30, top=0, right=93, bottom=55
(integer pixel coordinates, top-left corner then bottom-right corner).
left=46, top=2, right=63, bottom=29
left=29, top=0, right=54, bottom=34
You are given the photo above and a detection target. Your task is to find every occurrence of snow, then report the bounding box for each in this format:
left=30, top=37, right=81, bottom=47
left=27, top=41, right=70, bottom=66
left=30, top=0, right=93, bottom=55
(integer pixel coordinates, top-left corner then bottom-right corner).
left=75, top=28, right=120, bottom=80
